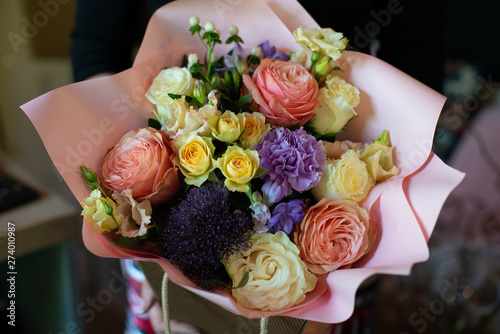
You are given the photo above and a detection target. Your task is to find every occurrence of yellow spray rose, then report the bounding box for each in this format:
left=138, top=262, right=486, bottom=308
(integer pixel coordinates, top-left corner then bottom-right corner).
left=308, top=75, right=360, bottom=136
left=81, top=190, right=124, bottom=233
left=361, top=142, right=399, bottom=182
left=238, top=112, right=270, bottom=148
left=209, top=110, right=245, bottom=143
left=174, top=134, right=216, bottom=186
left=215, top=145, right=259, bottom=192
left=313, top=150, right=374, bottom=203
left=226, top=232, right=317, bottom=311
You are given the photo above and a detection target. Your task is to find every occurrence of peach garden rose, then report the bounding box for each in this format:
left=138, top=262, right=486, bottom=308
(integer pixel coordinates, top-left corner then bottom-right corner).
left=294, top=198, right=376, bottom=275
left=99, top=127, right=181, bottom=206
left=243, top=59, right=320, bottom=127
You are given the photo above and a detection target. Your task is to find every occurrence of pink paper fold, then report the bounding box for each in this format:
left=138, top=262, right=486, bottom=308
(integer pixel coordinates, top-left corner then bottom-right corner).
left=20, top=0, right=464, bottom=323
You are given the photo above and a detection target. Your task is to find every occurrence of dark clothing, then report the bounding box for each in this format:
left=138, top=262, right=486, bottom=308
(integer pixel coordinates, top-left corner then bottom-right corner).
left=71, top=0, right=445, bottom=89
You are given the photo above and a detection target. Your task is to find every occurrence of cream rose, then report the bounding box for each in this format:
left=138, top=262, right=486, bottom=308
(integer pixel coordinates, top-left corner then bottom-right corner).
left=99, top=127, right=181, bottom=205
left=146, top=67, right=197, bottom=105
left=226, top=232, right=317, bottom=311
left=81, top=189, right=124, bottom=233
left=238, top=112, right=270, bottom=149
left=113, top=189, right=153, bottom=238
left=215, top=145, right=259, bottom=192
left=294, top=199, right=376, bottom=275
left=361, top=142, right=399, bottom=182
left=174, top=134, right=215, bottom=186
left=209, top=110, right=245, bottom=143
left=308, top=75, right=360, bottom=136
left=313, top=150, right=374, bottom=203
left=293, top=27, right=347, bottom=61
left=155, top=97, right=206, bottom=141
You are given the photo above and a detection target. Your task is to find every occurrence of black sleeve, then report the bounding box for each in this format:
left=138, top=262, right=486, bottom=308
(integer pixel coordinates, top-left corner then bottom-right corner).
left=375, top=0, right=446, bottom=92
left=70, top=0, right=147, bottom=82
left=298, top=0, right=445, bottom=92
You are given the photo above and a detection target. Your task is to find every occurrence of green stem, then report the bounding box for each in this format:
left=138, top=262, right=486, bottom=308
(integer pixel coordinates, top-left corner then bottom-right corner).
left=309, top=52, right=321, bottom=73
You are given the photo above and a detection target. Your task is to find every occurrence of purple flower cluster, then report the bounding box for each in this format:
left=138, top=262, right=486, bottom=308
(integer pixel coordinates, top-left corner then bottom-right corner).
left=258, top=40, right=289, bottom=61
left=268, top=199, right=305, bottom=234
left=162, top=182, right=253, bottom=282
left=255, top=127, right=327, bottom=204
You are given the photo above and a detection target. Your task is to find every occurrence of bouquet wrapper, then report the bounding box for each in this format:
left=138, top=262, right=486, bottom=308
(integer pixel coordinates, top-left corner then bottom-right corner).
left=20, top=0, right=464, bottom=323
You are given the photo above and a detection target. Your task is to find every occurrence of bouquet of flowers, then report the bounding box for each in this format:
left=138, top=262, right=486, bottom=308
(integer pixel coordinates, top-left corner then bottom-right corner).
left=21, top=0, right=463, bottom=323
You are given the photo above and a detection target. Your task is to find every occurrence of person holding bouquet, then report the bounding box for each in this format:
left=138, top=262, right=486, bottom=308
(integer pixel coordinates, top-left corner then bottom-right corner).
left=70, top=1, right=445, bottom=333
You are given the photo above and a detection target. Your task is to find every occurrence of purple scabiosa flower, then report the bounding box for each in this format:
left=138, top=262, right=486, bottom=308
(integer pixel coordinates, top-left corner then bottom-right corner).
left=258, top=40, right=289, bottom=61
left=268, top=199, right=305, bottom=234
left=162, top=182, right=253, bottom=283
left=255, top=127, right=327, bottom=204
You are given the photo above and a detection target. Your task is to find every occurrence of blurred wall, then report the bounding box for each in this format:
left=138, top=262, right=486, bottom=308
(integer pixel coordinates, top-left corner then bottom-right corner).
left=0, top=0, right=75, bottom=192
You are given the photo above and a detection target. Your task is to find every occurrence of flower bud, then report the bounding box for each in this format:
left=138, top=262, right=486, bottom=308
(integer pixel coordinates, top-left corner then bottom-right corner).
left=194, top=81, right=207, bottom=105
left=189, top=16, right=200, bottom=26
left=187, top=53, right=199, bottom=68
left=205, top=21, right=215, bottom=32
left=250, top=46, right=262, bottom=58
left=228, top=25, right=239, bottom=36
left=232, top=68, right=242, bottom=89
left=214, top=29, right=221, bottom=37
left=315, top=56, right=330, bottom=78
left=235, top=55, right=249, bottom=75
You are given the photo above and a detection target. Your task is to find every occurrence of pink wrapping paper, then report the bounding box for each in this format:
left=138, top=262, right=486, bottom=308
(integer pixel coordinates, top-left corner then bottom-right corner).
left=20, top=0, right=464, bottom=323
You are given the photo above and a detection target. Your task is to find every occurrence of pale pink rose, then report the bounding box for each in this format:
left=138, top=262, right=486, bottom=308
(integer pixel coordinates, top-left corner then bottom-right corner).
left=100, top=127, right=181, bottom=206
left=294, top=198, right=376, bottom=275
left=243, top=59, right=320, bottom=127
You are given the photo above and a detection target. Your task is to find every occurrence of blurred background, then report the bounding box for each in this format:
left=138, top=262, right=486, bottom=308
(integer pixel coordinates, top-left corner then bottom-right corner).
left=0, top=0, right=499, bottom=333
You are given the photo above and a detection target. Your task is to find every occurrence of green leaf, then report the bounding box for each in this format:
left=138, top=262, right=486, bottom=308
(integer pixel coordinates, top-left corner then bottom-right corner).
left=235, top=271, right=250, bottom=289
left=189, top=24, right=201, bottom=35
left=113, top=237, right=136, bottom=245
left=254, top=167, right=268, bottom=178
left=373, top=129, right=389, bottom=146
left=196, top=279, right=223, bottom=288
left=148, top=118, right=162, bottom=130
left=207, top=171, right=220, bottom=183
left=181, top=54, right=188, bottom=68
left=237, top=94, right=252, bottom=105
left=168, top=93, right=183, bottom=100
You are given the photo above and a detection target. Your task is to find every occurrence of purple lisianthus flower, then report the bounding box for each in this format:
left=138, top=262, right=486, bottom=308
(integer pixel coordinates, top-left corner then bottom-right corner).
left=216, top=43, right=244, bottom=72
left=258, top=40, right=289, bottom=61
left=255, top=127, right=327, bottom=204
left=268, top=199, right=305, bottom=234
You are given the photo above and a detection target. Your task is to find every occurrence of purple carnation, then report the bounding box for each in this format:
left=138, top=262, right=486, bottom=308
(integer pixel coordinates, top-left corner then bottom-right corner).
left=255, top=127, right=326, bottom=204
left=268, top=199, right=305, bottom=234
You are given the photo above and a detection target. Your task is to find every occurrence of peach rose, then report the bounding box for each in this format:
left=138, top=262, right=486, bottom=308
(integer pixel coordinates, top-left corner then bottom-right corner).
left=99, top=127, right=181, bottom=205
left=294, top=198, right=376, bottom=275
left=243, top=59, right=320, bottom=127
